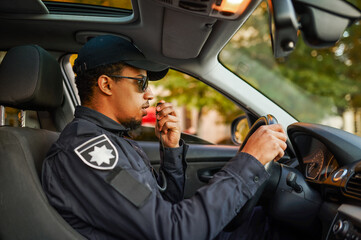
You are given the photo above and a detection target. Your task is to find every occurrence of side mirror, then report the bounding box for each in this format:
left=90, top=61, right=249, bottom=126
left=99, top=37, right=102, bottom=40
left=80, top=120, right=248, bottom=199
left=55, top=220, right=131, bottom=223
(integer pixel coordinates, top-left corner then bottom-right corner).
left=230, top=115, right=250, bottom=145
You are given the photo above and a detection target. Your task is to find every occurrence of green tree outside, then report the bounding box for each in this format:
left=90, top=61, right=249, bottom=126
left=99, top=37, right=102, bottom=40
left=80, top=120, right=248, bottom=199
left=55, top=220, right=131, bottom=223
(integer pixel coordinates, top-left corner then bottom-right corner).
left=220, top=1, right=361, bottom=125
left=152, top=69, right=244, bottom=127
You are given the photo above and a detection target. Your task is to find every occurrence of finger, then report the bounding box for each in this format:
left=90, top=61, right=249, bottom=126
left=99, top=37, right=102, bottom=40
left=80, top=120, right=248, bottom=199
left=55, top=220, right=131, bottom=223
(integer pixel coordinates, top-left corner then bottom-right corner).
left=255, top=127, right=287, bottom=145
left=157, top=108, right=177, bottom=120
left=279, top=139, right=287, bottom=151
left=271, top=135, right=287, bottom=150
left=158, top=115, right=179, bottom=131
left=158, top=114, right=179, bottom=126
left=273, top=137, right=287, bottom=151
left=159, top=119, right=180, bottom=132
left=275, top=147, right=285, bottom=161
left=276, top=145, right=285, bottom=160
left=271, top=130, right=288, bottom=142
left=273, top=136, right=287, bottom=160
left=257, top=125, right=287, bottom=142
left=267, top=124, right=286, bottom=133
left=160, top=121, right=180, bottom=134
left=263, top=137, right=286, bottom=162
left=157, top=107, right=177, bottom=120
left=156, top=103, right=177, bottom=117
left=155, top=101, right=168, bottom=112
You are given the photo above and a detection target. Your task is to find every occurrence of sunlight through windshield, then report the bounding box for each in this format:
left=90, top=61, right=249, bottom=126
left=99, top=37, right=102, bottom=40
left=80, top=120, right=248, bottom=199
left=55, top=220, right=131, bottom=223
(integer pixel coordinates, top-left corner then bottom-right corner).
left=220, top=1, right=361, bottom=136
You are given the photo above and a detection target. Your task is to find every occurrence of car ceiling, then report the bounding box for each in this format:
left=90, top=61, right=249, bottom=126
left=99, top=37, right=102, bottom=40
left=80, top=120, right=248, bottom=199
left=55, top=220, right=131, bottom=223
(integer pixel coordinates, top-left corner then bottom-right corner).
left=0, top=0, right=262, bottom=73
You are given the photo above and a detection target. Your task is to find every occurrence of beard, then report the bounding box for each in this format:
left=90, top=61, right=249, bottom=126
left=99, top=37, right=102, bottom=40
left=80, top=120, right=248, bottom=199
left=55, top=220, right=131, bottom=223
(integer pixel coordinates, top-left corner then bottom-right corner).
left=121, top=118, right=142, bottom=130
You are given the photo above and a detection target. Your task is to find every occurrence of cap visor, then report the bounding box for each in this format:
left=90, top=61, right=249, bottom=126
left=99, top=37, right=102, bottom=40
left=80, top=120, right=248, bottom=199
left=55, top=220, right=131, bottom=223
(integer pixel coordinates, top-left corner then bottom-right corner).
left=148, top=68, right=169, bottom=80
left=124, top=60, right=169, bottom=80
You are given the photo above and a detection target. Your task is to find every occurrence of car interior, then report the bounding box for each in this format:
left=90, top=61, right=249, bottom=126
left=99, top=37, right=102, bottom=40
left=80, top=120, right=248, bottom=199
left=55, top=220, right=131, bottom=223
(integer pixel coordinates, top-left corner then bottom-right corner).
left=0, top=45, right=84, bottom=238
left=1, top=0, right=361, bottom=239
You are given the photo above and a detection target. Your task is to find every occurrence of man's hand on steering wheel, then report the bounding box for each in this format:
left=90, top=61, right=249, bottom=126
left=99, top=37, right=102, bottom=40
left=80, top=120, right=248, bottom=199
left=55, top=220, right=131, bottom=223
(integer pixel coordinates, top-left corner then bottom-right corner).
left=241, top=124, right=288, bottom=165
left=224, top=116, right=288, bottom=232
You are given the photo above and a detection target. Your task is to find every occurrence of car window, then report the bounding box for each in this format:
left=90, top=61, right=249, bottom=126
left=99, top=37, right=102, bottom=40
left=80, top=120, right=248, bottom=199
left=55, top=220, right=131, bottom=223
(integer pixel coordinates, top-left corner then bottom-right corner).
left=43, top=0, right=132, bottom=10
left=65, top=54, right=244, bottom=145
left=219, top=1, right=361, bottom=136
left=41, top=0, right=132, bottom=17
left=1, top=107, right=40, bottom=128
left=151, top=69, right=244, bottom=145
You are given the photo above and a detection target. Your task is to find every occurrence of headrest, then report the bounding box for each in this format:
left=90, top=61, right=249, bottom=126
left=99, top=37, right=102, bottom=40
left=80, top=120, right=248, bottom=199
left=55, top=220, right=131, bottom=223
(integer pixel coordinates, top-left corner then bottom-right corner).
left=0, top=45, right=63, bottom=111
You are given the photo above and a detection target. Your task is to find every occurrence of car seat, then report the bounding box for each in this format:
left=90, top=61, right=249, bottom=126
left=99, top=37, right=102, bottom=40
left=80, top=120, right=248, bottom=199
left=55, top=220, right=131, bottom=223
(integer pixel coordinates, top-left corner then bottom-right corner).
left=0, top=45, right=85, bottom=239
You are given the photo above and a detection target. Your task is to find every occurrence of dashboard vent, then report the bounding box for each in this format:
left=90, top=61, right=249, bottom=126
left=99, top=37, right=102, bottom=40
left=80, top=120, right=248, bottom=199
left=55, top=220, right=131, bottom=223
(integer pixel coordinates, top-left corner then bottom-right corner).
left=345, top=173, right=361, bottom=199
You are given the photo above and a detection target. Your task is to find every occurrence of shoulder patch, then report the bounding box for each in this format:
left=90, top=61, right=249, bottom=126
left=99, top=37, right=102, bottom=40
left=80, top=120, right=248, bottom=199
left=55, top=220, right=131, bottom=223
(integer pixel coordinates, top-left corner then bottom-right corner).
left=74, top=134, right=119, bottom=170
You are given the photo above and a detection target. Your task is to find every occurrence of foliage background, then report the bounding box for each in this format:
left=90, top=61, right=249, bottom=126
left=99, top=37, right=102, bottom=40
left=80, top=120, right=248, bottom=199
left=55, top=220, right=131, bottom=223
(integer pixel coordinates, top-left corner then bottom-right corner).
left=220, top=1, right=361, bottom=125
left=152, top=70, right=244, bottom=126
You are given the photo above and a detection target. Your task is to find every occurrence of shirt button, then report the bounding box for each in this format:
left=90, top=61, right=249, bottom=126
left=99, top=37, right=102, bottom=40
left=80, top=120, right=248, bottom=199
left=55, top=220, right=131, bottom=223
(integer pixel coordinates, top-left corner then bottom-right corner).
left=253, top=176, right=259, bottom=183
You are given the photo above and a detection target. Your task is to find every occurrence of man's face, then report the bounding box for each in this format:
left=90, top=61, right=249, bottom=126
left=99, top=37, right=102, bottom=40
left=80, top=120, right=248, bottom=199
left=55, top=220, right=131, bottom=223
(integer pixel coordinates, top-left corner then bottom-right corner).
left=109, top=66, right=154, bottom=129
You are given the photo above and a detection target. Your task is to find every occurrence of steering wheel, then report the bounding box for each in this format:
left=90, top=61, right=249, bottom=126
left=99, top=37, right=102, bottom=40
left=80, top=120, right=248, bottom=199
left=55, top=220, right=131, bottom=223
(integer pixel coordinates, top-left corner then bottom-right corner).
left=224, top=114, right=282, bottom=232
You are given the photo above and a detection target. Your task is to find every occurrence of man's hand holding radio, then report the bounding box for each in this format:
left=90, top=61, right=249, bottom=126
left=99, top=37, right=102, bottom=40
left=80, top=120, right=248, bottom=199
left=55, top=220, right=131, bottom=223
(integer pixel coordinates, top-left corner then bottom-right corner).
left=155, top=100, right=181, bottom=148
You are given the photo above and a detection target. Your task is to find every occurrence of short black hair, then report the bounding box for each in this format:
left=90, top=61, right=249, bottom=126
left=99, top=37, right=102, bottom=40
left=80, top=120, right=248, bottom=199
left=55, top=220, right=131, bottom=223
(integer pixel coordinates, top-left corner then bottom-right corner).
left=74, top=62, right=125, bottom=105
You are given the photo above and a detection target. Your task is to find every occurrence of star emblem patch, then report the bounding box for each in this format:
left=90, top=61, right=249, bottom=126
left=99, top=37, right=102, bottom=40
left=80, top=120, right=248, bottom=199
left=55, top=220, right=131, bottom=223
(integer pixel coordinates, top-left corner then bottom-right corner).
left=74, top=134, right=119, bottom=170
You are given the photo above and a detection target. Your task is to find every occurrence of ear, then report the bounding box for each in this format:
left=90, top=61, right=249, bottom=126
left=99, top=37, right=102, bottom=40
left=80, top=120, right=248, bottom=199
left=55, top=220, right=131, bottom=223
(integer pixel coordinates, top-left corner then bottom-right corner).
left=97, top=75, right=113, bottom=96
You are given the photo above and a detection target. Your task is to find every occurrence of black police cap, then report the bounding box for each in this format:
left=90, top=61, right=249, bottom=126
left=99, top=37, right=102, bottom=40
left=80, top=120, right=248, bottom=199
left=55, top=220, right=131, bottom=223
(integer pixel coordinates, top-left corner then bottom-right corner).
left=73, top=35, right=169, bottom=80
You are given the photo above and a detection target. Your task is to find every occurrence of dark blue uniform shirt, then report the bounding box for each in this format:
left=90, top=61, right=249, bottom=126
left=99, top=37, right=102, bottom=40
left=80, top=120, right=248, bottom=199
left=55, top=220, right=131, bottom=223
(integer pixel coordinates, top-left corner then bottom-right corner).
left=42, top=106, right=269, bottom=240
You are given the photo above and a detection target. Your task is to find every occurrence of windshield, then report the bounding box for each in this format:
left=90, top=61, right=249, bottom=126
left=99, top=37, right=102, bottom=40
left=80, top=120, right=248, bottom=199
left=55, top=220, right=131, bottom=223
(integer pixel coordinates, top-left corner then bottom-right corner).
left=219, top=1, right=361, bottom=136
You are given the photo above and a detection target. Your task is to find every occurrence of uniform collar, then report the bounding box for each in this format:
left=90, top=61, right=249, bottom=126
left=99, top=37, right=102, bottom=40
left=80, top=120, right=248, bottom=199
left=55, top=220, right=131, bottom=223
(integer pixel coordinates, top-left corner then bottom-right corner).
left=74, top=106, right=130, bottom=135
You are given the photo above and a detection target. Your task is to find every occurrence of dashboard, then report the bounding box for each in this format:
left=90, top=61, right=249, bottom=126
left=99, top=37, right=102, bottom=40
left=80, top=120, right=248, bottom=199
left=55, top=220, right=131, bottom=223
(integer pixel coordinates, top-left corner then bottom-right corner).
left=286, top=123, right=361, bottom=240
left=293, top=134, right=339, bottom=182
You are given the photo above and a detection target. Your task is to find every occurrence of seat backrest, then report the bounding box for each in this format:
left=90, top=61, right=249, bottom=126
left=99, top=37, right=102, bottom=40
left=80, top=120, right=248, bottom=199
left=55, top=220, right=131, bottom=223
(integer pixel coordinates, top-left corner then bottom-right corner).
left=0, top=45, right=85, bottom=239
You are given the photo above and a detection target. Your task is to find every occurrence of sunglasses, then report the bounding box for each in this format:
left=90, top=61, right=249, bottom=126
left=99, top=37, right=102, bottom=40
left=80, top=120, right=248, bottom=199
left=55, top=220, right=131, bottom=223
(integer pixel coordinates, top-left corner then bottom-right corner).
left=109, top=75, right=149, bottom=92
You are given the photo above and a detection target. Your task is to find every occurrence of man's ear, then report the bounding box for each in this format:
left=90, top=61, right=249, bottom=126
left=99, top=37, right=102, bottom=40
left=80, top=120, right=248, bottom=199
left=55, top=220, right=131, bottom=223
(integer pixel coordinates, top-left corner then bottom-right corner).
left=97, top=75, right=113, bottom=96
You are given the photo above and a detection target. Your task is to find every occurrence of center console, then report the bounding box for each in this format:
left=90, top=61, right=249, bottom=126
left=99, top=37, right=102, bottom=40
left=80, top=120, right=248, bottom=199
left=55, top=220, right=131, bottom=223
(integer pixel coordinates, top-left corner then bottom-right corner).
left=327, top=204, right=361, bottom=240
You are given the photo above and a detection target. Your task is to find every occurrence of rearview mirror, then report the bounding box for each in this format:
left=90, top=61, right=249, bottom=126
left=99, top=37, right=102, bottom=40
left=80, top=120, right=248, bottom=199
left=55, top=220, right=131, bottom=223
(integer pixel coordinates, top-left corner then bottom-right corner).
left=267, top=0, right=299, bottom=58
left=294, top=0, right=361, bottom=48
left=230, top=115, right=250, bottom=145
left=267, top=0, right=361, bottom=58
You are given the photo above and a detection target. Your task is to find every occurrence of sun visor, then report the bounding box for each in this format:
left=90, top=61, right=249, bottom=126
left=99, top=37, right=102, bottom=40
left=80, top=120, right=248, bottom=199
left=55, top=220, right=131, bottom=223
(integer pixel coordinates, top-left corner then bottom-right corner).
left=0, top=0, right=48, bottom=14
left=162, top=9, right=216, bottom=59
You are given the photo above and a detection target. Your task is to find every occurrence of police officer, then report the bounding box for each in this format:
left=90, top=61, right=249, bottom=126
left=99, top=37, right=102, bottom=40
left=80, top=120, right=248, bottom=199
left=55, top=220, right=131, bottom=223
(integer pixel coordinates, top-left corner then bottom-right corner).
left=42, top=35, right=287, bottom=240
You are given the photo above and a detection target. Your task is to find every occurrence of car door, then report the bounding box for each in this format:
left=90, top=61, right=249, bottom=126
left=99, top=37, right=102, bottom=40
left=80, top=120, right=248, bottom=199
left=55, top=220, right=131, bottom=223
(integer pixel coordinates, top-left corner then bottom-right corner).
left=140, top=138, right=239, bottom=198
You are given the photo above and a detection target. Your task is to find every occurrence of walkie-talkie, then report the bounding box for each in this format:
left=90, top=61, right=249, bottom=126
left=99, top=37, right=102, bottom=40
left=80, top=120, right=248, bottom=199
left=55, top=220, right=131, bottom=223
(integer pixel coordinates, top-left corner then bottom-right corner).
left=156, top=102, right=164, bottom=146
left=156, top=102, right=167, bottom=191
